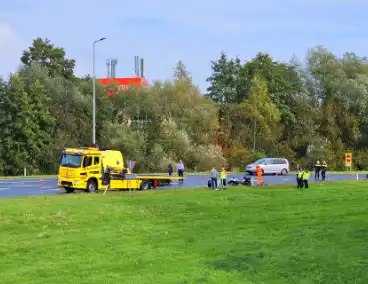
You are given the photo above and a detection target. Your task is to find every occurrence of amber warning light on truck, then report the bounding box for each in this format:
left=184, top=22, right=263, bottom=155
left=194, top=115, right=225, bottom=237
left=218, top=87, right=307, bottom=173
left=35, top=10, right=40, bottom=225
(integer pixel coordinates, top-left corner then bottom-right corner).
left=99, top=78, right=149, bottom=96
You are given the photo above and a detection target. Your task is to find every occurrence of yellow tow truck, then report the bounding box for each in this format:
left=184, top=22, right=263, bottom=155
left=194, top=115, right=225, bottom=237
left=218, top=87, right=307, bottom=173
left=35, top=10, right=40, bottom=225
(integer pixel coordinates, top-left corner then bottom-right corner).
left=57, top=146, right=183, bottom=193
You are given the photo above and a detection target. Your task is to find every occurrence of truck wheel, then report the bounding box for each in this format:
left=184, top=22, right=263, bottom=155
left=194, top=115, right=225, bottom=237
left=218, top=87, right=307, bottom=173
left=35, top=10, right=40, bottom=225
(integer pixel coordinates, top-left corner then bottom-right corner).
left=64, top=187, right=75, bottom=193
left=86, top=179, right=97, bottom=193
left=140, top=180, right=150, bottom=190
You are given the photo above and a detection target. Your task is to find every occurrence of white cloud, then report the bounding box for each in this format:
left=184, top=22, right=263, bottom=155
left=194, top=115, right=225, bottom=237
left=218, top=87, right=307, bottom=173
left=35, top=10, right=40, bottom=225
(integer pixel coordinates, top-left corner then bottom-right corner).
left=0, top=23, right=25, bottom=78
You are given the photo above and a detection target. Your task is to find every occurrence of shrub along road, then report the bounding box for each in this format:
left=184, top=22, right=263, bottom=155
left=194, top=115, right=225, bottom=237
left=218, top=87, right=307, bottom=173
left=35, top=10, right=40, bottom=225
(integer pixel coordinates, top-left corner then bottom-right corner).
left=0, top=173, right=364, bottom=198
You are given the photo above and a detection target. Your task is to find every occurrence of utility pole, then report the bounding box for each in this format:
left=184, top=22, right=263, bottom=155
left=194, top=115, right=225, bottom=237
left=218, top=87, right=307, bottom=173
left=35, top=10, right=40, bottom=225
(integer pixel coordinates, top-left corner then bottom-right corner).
left=92, top=37, right=106, bottom=144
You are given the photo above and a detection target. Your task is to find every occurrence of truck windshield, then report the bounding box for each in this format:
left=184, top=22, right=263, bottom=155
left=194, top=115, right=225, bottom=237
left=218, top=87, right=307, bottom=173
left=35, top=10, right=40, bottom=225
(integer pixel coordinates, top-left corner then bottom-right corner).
left=60, top=153, right=82, bottom=168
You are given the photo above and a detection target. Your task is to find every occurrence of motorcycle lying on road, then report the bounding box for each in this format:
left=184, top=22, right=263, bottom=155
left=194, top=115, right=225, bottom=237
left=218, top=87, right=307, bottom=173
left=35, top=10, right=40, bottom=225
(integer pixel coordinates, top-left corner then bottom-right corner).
left=207, top=174, right=252, bottom=188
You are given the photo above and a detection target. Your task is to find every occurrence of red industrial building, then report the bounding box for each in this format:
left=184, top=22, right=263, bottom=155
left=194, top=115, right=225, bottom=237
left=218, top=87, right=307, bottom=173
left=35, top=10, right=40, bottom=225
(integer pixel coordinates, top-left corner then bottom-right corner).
left=98, top=56, right=148, bottom=95
left=99, top=77, right=149, bottom=96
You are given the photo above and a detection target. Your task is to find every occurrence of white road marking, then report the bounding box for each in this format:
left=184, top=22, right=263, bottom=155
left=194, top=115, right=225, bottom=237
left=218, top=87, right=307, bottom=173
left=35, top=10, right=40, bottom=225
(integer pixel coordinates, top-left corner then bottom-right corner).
left=0, top=179, right=55, bottom=184
left=0, top=188, right=9, bottom=191
left=40, top=188, right=60, bottom=192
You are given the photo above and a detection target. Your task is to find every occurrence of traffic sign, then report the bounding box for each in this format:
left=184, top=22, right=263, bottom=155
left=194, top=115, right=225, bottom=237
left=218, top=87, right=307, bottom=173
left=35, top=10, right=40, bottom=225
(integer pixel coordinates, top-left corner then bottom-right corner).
left=127, top=160, right=136, bottom=172
left=345, top=153, right=352, bottom=167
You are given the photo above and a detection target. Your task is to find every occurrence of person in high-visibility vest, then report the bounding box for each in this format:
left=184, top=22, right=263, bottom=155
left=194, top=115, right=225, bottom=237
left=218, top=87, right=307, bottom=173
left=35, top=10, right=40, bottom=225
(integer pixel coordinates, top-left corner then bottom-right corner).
left=321, top=161, right=327, bottom=181
left=296, top=167, right=304, bottom=189
left=256, top=165, right=264, bottom=186
left=220, top=167, right=227, bottom=190
left=302, top=169, right=310, bottom=188
left=314, top=159, right=321, bottom=180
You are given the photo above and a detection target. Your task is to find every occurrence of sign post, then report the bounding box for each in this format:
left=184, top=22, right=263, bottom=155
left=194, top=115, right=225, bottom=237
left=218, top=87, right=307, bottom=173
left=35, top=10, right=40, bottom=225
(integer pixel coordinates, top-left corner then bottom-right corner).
left=345, top=153, right=352, bottom=171
left=126, top=160, right=136, bottom=196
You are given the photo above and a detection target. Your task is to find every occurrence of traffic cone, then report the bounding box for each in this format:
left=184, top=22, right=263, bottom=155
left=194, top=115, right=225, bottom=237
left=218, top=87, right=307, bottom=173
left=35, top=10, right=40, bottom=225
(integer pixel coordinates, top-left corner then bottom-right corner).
left=40, top=179, right=43, bottom=184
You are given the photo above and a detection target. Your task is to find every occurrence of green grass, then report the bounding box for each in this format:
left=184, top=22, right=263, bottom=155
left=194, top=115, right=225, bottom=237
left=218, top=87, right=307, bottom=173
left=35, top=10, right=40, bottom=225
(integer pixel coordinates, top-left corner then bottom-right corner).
left=0, top=172, right=239, bottom=179
left=0, top=170, right=365, bottom=179
left=0, top=181, right=367, bottom=283
left=0, top=175, right=58, bottom=179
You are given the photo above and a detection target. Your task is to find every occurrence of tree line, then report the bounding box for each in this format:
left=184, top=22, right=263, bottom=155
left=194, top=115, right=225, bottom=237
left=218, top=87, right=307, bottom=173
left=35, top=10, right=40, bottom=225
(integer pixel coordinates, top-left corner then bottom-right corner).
left=0, top=38, right=367, bottom=176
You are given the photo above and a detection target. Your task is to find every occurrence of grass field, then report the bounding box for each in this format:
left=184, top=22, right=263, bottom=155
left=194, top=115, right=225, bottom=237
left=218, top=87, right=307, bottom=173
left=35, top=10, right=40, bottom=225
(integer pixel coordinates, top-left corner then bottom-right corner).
left=0, top=182, right=367, bottom=283
left=0, top=170, right=365, bottom=179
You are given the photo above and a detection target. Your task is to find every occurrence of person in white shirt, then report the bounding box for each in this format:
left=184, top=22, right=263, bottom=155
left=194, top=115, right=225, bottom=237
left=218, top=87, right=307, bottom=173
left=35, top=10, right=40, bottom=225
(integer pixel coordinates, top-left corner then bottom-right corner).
left=176, top=160, right=184, bottom=183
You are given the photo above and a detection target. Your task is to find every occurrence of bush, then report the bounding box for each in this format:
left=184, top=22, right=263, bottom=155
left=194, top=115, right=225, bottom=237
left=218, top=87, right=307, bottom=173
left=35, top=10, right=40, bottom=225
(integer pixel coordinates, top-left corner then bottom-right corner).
left=352, top=149, right=368, bottom=170
left=185, top=145, right=226, bottom=172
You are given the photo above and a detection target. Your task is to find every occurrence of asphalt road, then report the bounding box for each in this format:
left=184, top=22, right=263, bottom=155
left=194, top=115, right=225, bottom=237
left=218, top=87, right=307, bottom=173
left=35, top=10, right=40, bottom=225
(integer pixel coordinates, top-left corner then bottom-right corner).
left=0, top=173, right=364, bottom=198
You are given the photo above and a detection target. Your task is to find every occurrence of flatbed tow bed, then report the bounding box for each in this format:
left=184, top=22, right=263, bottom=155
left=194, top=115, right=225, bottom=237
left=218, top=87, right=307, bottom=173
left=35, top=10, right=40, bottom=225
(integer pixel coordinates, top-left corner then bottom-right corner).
left=137, top=175, right=184, bottom=190
left=137, top=175, right=183, bottom=189
left=110, top=173, right=184, bottom=190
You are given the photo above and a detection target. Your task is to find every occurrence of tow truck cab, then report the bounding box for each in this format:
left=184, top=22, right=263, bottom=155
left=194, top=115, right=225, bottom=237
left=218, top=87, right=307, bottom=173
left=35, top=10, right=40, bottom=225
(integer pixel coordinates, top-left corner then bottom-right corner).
left=57, top=147, right=141, bottom=193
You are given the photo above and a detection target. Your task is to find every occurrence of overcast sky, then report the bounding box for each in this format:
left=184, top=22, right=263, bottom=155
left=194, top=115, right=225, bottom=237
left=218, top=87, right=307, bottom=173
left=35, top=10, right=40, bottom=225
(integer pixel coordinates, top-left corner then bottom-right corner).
left=0, top=0, right=367, bottom=92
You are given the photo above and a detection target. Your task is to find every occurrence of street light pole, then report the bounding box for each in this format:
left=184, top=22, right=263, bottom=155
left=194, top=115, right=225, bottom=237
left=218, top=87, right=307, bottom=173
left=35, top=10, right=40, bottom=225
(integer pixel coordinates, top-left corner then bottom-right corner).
left=92, top=37, right=106, bottom=145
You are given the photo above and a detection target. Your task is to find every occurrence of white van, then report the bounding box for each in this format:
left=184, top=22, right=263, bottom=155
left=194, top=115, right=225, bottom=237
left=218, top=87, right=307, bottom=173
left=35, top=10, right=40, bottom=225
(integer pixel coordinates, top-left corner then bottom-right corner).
left=245, top=158, right=289, bottom=175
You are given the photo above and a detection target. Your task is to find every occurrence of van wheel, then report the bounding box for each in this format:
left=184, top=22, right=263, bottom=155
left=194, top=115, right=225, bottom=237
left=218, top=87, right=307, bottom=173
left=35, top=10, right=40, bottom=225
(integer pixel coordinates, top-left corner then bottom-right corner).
left=64, top=187, right=75, bottom=193
left=140, top=180, right=150, bottom=190
left=281, top=169, right=288, bottom=175
left=86, top=179, right=97, bottom=192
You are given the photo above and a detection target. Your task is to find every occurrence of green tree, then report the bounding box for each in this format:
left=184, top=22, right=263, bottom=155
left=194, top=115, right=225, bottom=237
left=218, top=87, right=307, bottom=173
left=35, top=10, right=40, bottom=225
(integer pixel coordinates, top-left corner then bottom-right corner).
left=21, top=38, right=76, bottom=80
left=241, top=52, right=303, bottom=144
left=206, top=51, right=243, bottom=103
left=306, top=46, right=362, bottom=146
left=173, top=60, right=192, bottom=83
left=101, top=80, right=220, bottom=171
left=26, top=77, right=56, bottom=172
left=0, top=78, right=9, bottom=174
left=4, top=35, right=368, bottom=174
left=240, top=75, right=281, bottom=151
left=0, top=75, right=34, bottom=175
left=0, top=66, right=58, bottom=174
